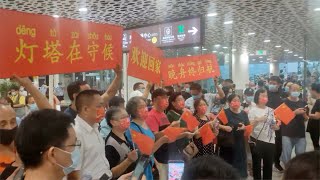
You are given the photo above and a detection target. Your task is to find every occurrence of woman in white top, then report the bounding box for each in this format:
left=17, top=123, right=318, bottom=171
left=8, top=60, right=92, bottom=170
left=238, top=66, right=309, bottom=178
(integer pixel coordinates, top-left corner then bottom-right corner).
left=248, top=88, right=280, bottom=180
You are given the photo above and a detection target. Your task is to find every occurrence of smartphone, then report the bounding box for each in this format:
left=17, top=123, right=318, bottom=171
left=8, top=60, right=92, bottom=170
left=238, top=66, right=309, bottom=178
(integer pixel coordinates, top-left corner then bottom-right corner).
left=131, top=155, right=150, bottom=180
left=168, top=160, right=185, bottom=180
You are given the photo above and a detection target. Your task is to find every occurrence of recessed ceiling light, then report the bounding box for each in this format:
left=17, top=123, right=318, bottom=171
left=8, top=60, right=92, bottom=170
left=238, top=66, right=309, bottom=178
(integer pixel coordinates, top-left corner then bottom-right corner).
left=259, top=56, right=263, bottom=58
left=267, top=58, right=271, bottom=60
left=52, top=15, right=60, bottom=18
left=314, top=8, right=320, bottom=11
left=275, top=45, right=281, bottom=48
left=294, top=54, right=298, bottom=56
left=223, top=47, right=228, bottom=49
left=207, top=13, right=218, bottom=17
left=288, top=51, right=293, bottom=53
left=252, top=59, right=256, bottom=61
left=248, top=32, right=255, bottom=35
left=214, top=44, right=221, bottom=47
left=264, top=40, right=271, bottom=43
left=212, top=51, right=217, bottom=53
left=299, top=56, right=303, bottom=59
left=224, top=21, right=233, bottom=25
left=284, top=49, right=290, bottom=52
left=193, top=46, right=200, bottom=49
left=260, top=61, right=263, bottom=63
left=249, top=54, right=254, bottom=56
left=273, top=60, right=278, bottom=62
left=219, top=52, right=224, bottom=54
left=232, top=49, right=237, bottom=52
left=202, top=48, right=207, bottom=51
left=78, top=7, right=88, bottom=12
left=187, top=54, right=191, bottom=56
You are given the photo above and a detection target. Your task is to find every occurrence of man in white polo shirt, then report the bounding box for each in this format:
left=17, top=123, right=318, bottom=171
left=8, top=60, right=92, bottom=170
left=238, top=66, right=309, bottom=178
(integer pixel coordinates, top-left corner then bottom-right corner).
left=68, top=89, right=131, bottom=180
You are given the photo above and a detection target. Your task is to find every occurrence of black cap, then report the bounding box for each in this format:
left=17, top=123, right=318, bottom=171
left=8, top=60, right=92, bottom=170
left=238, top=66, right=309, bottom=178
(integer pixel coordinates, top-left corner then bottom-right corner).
left=244, top=88, right=255, bottom=96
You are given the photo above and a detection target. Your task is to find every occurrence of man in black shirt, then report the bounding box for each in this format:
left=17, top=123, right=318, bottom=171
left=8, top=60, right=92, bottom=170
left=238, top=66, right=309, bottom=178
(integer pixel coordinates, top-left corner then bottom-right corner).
left=307, top=83, right=320, bottom=150
left=281, top=84, right=308, bottom=166
left=266, top=76, right=284, bottom=171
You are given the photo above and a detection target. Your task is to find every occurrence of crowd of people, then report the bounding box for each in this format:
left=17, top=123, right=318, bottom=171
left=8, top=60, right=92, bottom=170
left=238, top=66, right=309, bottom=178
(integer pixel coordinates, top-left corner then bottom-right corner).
left=0, top=68, right=319, bottom=180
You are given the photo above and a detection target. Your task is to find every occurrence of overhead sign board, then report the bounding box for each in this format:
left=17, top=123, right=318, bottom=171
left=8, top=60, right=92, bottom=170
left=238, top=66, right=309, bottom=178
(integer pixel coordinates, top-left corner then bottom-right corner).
left=256, top=50, right=267, bottom=56
left=123, top=17, right=202, bottom=51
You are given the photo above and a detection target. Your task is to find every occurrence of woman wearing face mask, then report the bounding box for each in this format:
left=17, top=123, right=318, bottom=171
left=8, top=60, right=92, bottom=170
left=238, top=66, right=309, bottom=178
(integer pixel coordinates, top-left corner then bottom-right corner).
left=105, top=107, right=138, bottom=179
left=241, top=88, right=256, bottom=113
left=15, top=109, right=80, bottom=180
left=125, top=96, right=169, bottom=180
left=248, top=89, right=280, bottom=180
left=218, top=94, right=250, bottom=178
left=166, top=92, right=194, bottom=160
left=192, top=98, right=219, bottom=157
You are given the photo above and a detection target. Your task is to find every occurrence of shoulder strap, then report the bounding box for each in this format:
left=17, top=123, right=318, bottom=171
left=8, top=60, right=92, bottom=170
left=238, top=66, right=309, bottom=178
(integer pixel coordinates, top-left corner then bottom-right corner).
left=131, top=121, right=144, bottom=134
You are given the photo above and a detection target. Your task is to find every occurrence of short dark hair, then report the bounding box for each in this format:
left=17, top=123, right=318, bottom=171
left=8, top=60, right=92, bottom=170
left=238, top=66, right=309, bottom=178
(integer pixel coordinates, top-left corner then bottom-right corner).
left=126, top=96, right=146, bottom=119
left=227, top=94, right=241, bottom=103
left=190, top=83, right=202, bottom=91
left=181, top=155, right=240, bottom=180
left=151, top=88, right=167, bottom=101
left=167, top=92, right=182, bottom=111
left=67, top=81, right=88, bottom=101
left=269, top=76, right=282, bottom=84
left=75, top=90, right=100, bottom=113
left=284, top=151, right=320, bottom=180
left=244, top=88, right=255, bottom=96
left=11, top=86, right=19, bottom=91
left=164, top=86, right=174, bottom=97
left=109, top=96, right=125, bottom=107
left=224, top=79, right=234, bottom=84
left=106, top=107, right=123, bottom=128
left=311, top=83, right=320, bottom=93
left=133, top=82, right=144, bottom=91
left=25, top=95, right=33, bottom=104
left=257, top=80, right=265, bottom=87
left=15, top=109, right=74, bottom=169
left=254, top=88, right=267, bottom=104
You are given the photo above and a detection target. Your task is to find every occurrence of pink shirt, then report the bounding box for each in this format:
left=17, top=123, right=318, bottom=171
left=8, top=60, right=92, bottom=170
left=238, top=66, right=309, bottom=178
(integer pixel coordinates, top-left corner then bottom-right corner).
left=146, top=109, right=170, bottom=132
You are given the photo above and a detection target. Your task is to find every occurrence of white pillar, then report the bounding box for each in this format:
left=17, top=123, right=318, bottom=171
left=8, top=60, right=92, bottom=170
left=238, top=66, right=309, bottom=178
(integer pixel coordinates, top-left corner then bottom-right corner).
left=48, top=75, right=54, bottom=106
left=270, top=62, right=280, bottom=76
left=232, top=52, right=249, bottom=90
left=123, top=53, right=128, bottom=104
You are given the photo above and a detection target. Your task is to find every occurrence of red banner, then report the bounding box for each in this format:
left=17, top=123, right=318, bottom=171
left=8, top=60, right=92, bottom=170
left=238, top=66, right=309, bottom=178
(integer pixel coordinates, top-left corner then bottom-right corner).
left=127, top=32, right=163, bottom=84
left=0, top=8, right=123, bottom=78
left=162, top=54, right=220, bottom=86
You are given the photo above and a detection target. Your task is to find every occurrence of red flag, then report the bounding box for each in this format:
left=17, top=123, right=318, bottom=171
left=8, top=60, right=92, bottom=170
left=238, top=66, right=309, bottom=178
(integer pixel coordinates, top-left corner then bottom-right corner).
left=162, top=127, right=186, bottom=142
left=244, top=124, right=253, bottom=137
left=199, top=123, right=216, bottom=145
left=181, top=111, right=200, bottom=131
left=130, top=130, right=154, bottom=155
left=274, top=103, right=295, bottom=125
left=217, top=109, right=228, bottom=125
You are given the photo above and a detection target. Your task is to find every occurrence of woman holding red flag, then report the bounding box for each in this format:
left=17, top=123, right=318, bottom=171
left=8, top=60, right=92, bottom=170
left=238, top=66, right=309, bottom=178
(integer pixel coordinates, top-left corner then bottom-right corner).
left=218, top=94, right=250, bottom=178
left=248, top=88, right=280, bottom=180
left=125, top=96, right=169, bottom=180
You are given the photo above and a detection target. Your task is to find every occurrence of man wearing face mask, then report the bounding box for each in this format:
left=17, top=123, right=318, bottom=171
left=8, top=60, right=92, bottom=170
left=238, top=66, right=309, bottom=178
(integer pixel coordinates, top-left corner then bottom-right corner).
left=185, top=77, right=225, bottom=114
left=266, top=76, right=285, bottom=171
left=14, top=109, right=80, bottom=180
left=181, top=83, right=192, bottom=100
left=281, top=84, right=309, bottom=166
left=129, top=82, right=153, bottom=100
left=0, top=75, right=52, bottom=177
left=70, top=90, right=131, bottom=180
left=241, top=88, right=256, bottom=113
left=8, top=86, right=26, bottom=118
left=25, top=95, right=38, bottom=114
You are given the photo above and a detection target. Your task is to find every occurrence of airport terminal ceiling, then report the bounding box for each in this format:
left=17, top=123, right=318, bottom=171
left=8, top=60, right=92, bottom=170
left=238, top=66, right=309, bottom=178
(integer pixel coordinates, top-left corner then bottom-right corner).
left=2, top=0, right=320, bottom=63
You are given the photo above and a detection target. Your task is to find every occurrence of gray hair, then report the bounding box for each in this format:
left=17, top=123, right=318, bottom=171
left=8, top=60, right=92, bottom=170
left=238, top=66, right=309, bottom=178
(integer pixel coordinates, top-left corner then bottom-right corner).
left=126, top=96, right=146, bottom=119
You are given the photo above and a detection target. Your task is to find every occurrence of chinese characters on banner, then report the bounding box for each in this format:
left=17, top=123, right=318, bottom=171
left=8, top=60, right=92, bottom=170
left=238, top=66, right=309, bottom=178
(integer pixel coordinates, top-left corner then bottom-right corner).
left=0, top=8, right=123, bottom=78
left=127, top=32, right=163, bottom=84
left=162, top=54, right=220, bottom=86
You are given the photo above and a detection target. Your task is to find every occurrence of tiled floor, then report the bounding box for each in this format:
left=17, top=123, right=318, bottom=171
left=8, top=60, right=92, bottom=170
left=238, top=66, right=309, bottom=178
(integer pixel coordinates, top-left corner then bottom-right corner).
left=247, top=132, right=315, bottom=180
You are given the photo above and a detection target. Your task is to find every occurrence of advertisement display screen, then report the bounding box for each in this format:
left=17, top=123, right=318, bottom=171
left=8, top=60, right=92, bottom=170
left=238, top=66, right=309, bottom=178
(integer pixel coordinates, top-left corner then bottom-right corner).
left=123, top=17, right=202, bottom=50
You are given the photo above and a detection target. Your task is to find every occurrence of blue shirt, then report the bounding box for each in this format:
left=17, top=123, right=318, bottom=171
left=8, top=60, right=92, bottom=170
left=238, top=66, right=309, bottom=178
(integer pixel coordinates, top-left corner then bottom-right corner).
left=99, top=118, right=111, bottom=140
left=125, top=122, right=155, bottom=180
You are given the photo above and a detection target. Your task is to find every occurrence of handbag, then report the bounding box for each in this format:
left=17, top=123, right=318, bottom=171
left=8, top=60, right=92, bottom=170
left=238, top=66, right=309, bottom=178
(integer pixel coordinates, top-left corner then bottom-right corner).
left=248, top=121, right=266, bottom=149
left=182, top=139, right=199, bottom=161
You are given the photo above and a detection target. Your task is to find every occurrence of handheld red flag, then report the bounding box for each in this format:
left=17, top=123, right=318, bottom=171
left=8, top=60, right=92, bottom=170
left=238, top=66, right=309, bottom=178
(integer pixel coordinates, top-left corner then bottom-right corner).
left=162, top=127, right=186, bottom=142
left=199, top=123, right=216, bottom=145
left=244, top=124, right=253, bottom=137
left=181, top=111, right=200, bottom=131
left=274, top=103, right=295, bottom=125
left=130, top=130, right=154, bottom=155
left=217, top=109, right=228, bottom=125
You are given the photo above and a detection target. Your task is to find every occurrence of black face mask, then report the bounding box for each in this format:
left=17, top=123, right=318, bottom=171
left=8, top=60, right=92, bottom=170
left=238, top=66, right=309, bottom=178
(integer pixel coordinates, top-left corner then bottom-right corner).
left=0, top=126, right=17, bottom=145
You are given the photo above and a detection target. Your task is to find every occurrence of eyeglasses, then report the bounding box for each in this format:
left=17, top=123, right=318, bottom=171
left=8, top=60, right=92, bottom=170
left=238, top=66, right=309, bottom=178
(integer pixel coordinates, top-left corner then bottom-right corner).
left=60, top=140, right=81, bottom=148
